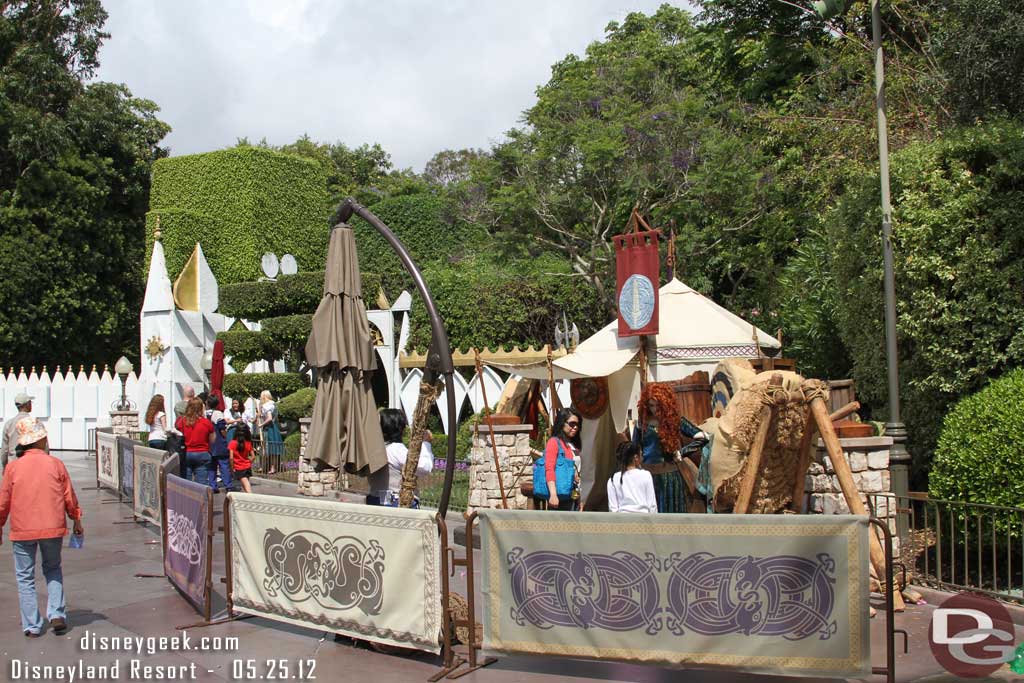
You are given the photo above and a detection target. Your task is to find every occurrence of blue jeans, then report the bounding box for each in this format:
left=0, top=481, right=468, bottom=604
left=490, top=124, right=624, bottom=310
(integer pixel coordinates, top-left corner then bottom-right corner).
left=208, top=455, right=233, bottom=491
left=13, top=538, right=65, bottom=634
left=186, top=451, right=211, bottom=485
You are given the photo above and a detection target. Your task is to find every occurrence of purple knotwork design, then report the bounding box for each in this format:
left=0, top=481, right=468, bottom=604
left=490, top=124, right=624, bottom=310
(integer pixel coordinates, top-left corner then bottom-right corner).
left=664, top=552, right=837, bottom=640
left=507, top=548, right=661, bottom=634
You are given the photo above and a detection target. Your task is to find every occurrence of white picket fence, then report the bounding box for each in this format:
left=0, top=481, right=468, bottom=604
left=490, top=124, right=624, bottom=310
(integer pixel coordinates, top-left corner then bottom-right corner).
left=0, top=365, right=164, bottom=451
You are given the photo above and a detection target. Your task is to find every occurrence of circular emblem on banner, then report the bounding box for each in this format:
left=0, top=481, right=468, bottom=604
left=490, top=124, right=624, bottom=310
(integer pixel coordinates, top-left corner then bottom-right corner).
left=570, top=377, right=609, bottom=419
left=619, top=274, right=656, bottom=330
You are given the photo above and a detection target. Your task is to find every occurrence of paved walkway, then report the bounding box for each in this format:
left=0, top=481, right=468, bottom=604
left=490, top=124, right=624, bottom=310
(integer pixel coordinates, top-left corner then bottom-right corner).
left=0, top=452, right=1021, bottom=682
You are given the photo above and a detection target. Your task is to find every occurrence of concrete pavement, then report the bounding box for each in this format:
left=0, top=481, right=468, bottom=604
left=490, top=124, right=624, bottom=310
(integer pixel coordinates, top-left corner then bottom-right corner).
left=0, top=451, right=1021, bottom=682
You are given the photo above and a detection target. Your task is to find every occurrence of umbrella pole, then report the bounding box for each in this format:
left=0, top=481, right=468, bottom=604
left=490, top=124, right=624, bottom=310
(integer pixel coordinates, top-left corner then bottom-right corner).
left=476, top=350, right=508, bottom=509
left=340, top=199, right=458, bottom=518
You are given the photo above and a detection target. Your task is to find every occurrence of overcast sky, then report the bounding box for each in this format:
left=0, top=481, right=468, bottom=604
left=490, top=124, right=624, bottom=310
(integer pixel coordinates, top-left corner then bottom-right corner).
left=94, top=1, right=689, bottom=172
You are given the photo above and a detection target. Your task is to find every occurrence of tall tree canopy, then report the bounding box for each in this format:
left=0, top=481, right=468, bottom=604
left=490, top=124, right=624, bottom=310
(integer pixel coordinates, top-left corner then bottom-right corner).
left=0, top=0, right=169, bottom=368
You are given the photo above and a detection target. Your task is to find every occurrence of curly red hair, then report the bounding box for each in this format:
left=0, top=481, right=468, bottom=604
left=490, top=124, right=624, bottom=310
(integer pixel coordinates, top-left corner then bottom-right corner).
left=638, top=383, right=682, bottom=453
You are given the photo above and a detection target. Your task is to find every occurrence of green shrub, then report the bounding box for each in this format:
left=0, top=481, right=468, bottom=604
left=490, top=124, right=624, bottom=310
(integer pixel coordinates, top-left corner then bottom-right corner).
left=146, top=146, right=331, bottom=285
left=930, top=369, right=1024, bottom=510
left=222, top=372, right=307, bottom=401
left=284, top=431, right=302, bottom=460
left=218, top=271, right=382, bottom=320
left=349, top=193, right=488, bottom=297
left=218, top=329, right=273, bottom=369
left=278, top=388, right=317, bottom=422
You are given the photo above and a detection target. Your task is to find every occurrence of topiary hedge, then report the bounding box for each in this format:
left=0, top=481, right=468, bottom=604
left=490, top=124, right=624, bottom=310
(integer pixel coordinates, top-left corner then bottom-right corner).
left=218, top=271, right=381, bottom=321
left=219, top=329, right=274, bottom=369
left=278, top=387, right=317, bottom=423
left=349, top=193, right=488, bottom=297
left=930, top=369, right=1024, bottom=513
left=284, top=431, right=302, bottom=460
left=262, top=314, right=312, bottom=351
left=222, top=372, right=307, bottom=401
left=146, top=146, right=331, bottom=286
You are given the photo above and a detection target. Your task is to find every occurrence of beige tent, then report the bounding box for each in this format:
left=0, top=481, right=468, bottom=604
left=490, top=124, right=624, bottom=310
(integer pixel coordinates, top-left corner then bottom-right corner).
left=488, top=278, right=781, bottom=508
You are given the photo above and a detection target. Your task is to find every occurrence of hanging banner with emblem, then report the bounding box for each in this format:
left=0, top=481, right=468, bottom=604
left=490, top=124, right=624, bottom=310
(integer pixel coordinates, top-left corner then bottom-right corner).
left=614, top=211, right=661, bottom=338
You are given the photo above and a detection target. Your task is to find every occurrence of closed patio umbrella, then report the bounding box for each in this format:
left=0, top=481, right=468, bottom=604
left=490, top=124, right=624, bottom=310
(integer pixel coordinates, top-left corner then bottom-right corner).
left=304, top=225, right=386, bottom=475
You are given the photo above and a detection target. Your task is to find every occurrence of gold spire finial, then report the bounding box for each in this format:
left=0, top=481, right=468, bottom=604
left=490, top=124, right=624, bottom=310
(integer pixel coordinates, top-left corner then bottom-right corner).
left=153, top=214, right=162, bottom=242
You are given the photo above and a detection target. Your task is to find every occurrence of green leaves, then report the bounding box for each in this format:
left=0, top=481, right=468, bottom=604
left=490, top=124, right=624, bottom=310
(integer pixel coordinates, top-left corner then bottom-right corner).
left=0, top=2, right=168, bottom=368
left=930, top=368, right=1024, bottom=515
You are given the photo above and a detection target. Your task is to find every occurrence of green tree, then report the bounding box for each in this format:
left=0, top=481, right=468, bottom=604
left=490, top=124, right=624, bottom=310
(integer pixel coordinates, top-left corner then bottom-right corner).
left=0, top=0, right=169, bottom=368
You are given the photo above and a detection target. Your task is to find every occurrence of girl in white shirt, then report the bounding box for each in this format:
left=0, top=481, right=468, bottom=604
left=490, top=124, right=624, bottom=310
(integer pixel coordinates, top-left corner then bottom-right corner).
left=607, top=441, right=657, bottom=514
left=377, top=409, right=433, bottom=506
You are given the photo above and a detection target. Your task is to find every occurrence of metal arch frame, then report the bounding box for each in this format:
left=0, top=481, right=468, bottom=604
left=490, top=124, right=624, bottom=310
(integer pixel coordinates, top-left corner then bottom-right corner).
left=338, top=198, right=458, bottom=519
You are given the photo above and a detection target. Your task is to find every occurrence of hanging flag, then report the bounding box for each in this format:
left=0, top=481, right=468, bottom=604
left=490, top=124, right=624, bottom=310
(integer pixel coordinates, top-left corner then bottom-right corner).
left=614, top=212, right=661, bottom=337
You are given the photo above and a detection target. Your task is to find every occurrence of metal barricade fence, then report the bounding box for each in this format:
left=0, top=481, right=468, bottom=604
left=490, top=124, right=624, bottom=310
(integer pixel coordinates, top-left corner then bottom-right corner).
left=867, top=492, right=1024, bottom=603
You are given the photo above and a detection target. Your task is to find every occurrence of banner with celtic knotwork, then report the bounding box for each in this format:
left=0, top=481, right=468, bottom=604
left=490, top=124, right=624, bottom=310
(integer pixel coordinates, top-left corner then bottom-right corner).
left=133, top=445, right=165, bottom=526
left=96, top=431, right=119, bottom=492
left=163, top=474, right=212, bottom=616
left=117, top=436, right=135, bottom=501
left=227, top=493, right=442, bottom=653
left=479, top=511, right=869, bottom=677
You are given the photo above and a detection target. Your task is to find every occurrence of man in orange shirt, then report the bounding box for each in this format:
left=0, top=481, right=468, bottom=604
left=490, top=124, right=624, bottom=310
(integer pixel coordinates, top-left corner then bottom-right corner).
left=0, top=418, right=83, bottom=637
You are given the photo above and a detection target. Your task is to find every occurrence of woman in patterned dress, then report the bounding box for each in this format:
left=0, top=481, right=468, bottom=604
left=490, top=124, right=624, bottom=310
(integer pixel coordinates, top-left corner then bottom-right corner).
left=631, top=383, right=702, bottom=513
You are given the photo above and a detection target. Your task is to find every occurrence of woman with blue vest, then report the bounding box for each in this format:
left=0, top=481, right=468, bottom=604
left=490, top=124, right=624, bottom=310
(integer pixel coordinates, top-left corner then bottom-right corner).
left=535, top=407, right=582, bottom=511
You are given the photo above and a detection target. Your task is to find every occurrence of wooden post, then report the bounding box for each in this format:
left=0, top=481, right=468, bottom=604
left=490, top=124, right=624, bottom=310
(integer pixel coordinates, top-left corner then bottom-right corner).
left=733, top=374, right=783, bottom=514
left=809, top=396, right=905, bottom=611
left=790, top=401, right=862, bottom=513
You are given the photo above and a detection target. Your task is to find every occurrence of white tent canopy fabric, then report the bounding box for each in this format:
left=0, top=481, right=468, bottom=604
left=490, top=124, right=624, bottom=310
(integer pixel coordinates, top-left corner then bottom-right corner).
left=491, top=278, right=780, bottom=383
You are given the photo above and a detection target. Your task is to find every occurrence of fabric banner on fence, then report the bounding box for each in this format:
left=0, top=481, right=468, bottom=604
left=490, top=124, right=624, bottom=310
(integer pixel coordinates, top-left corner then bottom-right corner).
left=228, top=493, right=442, bottom=653
left=117, top=437, right=136, bottom=501
left=96, top=431, right=119, bottom=492
left=164, top=474, right=212, bottom=616
left=479, top=511, right=870, bottom=678
left=133, top=445, right=165, bottom=526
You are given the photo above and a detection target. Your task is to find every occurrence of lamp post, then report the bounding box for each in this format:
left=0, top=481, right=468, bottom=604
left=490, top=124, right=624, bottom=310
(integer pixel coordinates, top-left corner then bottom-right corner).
left=812, top=0, right=910, bottom=539
left=114, top=356, right=134, bottom=411
left=200, top=349, right=214, bottom=392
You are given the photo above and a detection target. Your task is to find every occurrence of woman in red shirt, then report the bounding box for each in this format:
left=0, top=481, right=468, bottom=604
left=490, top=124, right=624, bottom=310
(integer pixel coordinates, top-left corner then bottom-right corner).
left=228, top=424, right=255, bottom=494
left=174, top=398, right=215, bottom=487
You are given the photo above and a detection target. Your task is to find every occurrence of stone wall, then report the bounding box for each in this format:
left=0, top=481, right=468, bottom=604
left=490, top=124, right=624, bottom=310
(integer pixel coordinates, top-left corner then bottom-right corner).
left=296, top=417, right=341, bottom=496
left=804, top=436, right=898, bottom=551
left=468, top=423, right=533, bottom=511
left=109, top=410, right=140, bottom=437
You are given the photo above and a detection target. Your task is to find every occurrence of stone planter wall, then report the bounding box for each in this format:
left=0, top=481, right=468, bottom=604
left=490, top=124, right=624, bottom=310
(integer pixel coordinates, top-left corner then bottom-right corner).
left=804, top=435, right=898, bottom=552
left=468, top=423, right=533, bottom=512
left=296, top=417, right=342, bottom=496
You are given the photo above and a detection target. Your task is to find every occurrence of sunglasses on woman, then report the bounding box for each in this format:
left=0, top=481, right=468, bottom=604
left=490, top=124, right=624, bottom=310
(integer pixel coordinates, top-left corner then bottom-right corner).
left=566, top=421, right=580, bottom=428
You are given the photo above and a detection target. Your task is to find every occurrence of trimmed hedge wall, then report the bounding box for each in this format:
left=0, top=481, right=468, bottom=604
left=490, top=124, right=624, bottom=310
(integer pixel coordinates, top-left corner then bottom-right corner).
left=222, top=372, right=307, bottom=401
left=146, top=146, right=331, bottom=285
left=218, top=271, right=382, bottom=320
left=350, top=193, right=488, bottom=297
left=408, top=255, right=607, bottom=351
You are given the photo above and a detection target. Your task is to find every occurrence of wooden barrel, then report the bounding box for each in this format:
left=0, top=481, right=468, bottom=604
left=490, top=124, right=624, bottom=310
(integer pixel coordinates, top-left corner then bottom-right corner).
left=668, top=371, right=712, bottom=425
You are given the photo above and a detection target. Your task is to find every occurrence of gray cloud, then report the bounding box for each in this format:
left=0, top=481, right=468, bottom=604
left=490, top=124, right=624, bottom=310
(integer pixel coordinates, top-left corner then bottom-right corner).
left=94, top=0, right=681, bottom=171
